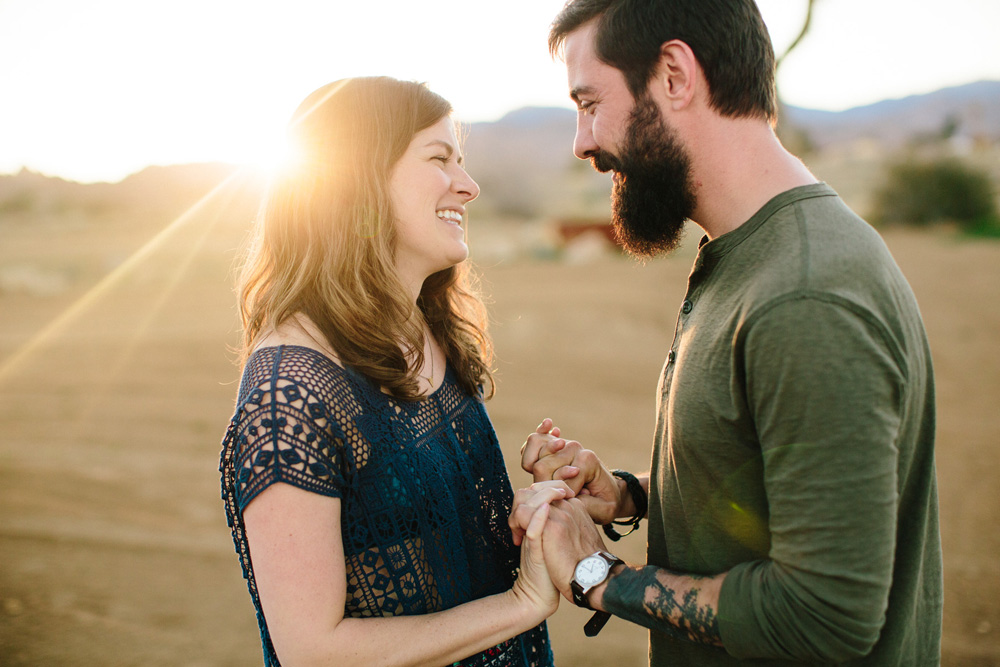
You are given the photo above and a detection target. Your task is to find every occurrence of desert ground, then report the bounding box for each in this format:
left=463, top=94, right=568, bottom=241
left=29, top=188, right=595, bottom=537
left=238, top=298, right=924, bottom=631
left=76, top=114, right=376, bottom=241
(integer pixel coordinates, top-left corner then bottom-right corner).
left=0, top=174, right=998, bottom=665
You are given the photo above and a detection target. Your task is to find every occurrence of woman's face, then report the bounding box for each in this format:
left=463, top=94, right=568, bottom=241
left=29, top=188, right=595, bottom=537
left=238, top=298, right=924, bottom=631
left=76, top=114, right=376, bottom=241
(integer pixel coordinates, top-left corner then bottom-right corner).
left=388, top=116, right=480, bottom=293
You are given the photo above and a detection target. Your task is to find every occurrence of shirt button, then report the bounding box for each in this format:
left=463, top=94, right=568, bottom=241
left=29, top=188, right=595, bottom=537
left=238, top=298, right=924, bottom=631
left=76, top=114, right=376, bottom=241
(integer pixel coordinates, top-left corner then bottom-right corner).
left=667, top=350, right=676, bottom=364
left=682, top=300, right=693, bottom=314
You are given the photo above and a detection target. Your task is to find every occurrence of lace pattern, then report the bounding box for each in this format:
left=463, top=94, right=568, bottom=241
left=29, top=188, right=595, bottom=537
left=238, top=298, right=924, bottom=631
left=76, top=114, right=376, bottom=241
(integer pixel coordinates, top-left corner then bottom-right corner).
left=220, top=345, right=553, bottom=666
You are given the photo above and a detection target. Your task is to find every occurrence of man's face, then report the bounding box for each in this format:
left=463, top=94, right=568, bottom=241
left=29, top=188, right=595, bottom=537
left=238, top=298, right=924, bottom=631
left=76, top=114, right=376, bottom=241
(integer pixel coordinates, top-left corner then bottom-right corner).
left=564, top=22, right=696, bottom=257
left=564, top=21, right=634, bottom=164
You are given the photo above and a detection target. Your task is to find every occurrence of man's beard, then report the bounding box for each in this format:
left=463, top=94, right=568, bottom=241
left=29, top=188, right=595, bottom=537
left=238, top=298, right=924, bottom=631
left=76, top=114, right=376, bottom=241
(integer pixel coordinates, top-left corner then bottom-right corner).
left=592, top=96, right=696, bottom=258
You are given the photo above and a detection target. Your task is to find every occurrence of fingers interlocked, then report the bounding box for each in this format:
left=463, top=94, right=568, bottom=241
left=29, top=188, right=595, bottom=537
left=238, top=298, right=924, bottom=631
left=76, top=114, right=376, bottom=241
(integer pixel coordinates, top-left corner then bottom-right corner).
left=509, top=480, right=576, bottom=546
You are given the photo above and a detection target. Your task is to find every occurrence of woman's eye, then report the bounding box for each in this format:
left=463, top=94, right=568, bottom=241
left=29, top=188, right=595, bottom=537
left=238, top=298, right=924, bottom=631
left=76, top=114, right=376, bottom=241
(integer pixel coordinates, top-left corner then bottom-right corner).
left=433, top=156, right=450, bottom=164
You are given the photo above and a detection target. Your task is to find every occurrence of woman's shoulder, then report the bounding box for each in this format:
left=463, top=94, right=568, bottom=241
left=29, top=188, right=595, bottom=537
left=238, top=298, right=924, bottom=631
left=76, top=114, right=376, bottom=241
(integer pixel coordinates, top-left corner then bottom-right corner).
left=230, top=344, right=364, bottom=456
left=238, top=319, right=357, bottom=410
left=253, top=314, right=342, bottom=364
left=242, top=346, right=353, bottom=397
left=246, top=315, right=346, bottom=377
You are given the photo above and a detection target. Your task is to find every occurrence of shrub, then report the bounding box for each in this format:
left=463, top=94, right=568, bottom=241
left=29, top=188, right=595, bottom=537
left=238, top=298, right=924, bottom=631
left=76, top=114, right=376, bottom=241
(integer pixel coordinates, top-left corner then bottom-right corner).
left=0, top=191, right=35, bottom=214
left=871, top=157, right=999, bottom=232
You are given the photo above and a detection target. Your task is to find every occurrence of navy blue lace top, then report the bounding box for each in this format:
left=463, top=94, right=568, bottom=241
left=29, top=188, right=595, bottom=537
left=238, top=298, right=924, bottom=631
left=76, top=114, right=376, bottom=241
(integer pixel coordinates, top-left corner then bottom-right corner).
left=220, top=345, right=553, bottom=667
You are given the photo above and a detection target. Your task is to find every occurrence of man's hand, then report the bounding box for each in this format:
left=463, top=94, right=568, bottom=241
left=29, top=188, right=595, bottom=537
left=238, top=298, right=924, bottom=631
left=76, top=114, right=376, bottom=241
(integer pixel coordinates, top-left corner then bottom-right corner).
left=520, top=419, right=629, bottom=525
left=539, top=497, right=611, bottom=602
left=511, top=486, right=612, bottom=602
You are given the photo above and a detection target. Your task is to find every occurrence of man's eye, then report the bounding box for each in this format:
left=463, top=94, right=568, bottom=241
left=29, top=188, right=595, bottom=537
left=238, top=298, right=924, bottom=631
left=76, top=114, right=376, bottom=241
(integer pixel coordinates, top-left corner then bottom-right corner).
left=579, top=101, right=596, bottom=115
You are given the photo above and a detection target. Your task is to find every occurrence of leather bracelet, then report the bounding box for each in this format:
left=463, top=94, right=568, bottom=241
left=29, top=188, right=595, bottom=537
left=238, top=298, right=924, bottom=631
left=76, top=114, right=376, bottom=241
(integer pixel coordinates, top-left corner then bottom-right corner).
left=602, top=470, right=647, bottom=542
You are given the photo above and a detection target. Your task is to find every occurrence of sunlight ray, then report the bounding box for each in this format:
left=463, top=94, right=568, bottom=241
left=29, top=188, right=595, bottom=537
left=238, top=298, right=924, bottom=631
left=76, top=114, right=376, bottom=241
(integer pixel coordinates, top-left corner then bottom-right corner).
left=289, top=78, right=351, bottom=129
left=1, top=77, right=356, bottom=389
left=0, top=168, right=245, bottom=386
left=70, top=179, right=244, bottom=428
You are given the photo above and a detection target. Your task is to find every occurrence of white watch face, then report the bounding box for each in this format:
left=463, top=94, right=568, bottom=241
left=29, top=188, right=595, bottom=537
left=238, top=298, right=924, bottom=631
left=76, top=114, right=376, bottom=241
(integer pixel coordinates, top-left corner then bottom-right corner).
left=575, top=555, right=610, bottom=588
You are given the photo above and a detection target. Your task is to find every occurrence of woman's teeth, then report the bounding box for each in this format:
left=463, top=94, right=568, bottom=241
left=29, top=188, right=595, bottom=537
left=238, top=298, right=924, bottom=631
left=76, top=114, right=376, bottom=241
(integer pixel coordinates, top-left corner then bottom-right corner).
left=436, top=210, right=462, bottom=223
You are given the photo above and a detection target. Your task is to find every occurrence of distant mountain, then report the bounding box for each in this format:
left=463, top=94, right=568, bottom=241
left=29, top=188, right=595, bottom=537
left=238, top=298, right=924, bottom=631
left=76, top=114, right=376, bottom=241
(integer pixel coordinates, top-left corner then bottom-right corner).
left=782, top=80, right=1000, bottom=149
left=465, top=107, right=578, bottom=218
left=467, top=80, right=1000, bottom=160
left=3, top=81, right=996, bottom=224
left=462, top=80, right=1000, bottom=218
left=465, top=107, right=609, bottom=219
left=0, top=162, right=244, bottom=224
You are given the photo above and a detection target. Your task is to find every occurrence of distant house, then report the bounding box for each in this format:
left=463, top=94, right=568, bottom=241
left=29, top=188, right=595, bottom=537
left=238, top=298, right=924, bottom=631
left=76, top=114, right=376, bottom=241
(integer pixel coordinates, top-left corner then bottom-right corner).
left=553, top=218, right=621, bottom=249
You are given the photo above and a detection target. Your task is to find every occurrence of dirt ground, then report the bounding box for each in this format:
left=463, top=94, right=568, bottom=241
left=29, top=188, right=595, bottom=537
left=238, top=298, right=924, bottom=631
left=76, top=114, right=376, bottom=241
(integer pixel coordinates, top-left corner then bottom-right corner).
left=0, top=196, right=998, bottom=665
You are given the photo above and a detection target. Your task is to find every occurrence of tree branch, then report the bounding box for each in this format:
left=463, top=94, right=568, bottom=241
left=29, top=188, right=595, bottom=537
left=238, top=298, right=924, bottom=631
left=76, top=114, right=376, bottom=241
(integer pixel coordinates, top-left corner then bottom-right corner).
left=776, top=0, right=818, bottom=71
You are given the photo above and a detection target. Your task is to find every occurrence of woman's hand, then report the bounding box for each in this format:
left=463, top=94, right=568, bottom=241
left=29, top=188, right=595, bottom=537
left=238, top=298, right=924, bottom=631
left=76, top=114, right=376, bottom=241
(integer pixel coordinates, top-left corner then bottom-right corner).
left=509, top=483, right=569, bottom=621
left=509, top=480, right=575, bottom=546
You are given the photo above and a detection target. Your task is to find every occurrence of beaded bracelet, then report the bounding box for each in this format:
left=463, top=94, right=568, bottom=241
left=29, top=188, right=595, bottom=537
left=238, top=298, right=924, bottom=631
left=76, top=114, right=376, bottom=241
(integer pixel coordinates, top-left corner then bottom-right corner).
left=602, top=469, right=648, bottom=542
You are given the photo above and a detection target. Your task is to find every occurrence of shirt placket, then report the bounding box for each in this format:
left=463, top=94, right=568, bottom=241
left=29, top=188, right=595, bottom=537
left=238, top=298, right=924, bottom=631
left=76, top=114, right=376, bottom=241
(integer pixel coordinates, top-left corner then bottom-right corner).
left=660, top=244, right=713, bottom=399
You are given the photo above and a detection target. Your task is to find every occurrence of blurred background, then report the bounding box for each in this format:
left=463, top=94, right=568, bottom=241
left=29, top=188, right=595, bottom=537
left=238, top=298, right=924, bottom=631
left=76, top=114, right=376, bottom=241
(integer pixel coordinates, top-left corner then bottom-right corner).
left=1, top=0, right=998, bottom=664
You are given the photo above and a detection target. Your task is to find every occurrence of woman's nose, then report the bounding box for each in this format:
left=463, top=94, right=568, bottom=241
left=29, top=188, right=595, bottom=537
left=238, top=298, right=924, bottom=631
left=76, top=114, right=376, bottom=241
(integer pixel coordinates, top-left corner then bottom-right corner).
left=455, top=167, right=480, bottom=202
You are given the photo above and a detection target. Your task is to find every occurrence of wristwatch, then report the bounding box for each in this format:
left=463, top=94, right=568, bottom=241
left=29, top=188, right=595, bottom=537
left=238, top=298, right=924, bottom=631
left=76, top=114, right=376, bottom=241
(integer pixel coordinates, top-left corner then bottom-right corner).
left=570, top=551, right=625, bottom=636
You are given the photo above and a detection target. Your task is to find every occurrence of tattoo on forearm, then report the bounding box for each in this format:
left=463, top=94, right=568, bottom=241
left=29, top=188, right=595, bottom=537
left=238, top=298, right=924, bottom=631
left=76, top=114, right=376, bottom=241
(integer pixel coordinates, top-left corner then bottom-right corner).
left=603, top=566, right=723, bottom=646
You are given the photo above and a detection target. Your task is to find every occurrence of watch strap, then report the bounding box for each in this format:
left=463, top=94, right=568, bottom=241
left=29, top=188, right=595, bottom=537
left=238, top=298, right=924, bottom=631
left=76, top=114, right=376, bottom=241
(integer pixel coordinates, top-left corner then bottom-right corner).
left=571, top=551, right=624, bottom=636
left=570, top=580, right=590, bottom=609
left=584, top=610, right=612, bottom=637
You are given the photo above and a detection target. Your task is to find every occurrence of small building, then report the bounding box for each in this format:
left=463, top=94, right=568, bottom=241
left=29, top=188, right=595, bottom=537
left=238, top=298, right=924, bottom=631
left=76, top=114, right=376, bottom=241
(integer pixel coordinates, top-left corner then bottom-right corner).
left=552, top=218, right=621, bottom=249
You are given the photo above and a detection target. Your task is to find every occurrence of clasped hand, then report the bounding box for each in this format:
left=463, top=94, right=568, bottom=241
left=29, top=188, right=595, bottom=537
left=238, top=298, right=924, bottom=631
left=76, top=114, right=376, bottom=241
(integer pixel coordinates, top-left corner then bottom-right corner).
left=519, top=418, right=626, bottom=525
left=509, top=419, right=620, bottom=605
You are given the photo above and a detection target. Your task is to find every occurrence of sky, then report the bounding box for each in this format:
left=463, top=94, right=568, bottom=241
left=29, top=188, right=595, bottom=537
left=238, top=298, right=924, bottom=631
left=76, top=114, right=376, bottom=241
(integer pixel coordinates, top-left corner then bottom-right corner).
left=0, top=0, right=997, bottom=184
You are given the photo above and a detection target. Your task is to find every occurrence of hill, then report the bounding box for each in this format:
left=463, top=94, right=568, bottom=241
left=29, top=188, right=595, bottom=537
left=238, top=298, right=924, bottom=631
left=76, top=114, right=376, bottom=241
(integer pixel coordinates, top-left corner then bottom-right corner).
left=1, top=81, right=997, bottom=224
left=783, top=80, right=1000, bottom=149
left=0, top=162, right=244, bottom=225
left=464, top=106, right=612, bottom=220
left=463, top=80, right=1000, bottom=218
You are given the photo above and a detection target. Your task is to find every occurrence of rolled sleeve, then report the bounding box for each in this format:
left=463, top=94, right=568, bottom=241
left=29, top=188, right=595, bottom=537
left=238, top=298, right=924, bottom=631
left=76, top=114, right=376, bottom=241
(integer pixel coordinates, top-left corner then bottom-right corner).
left=719, top=295, right=904, bottom=661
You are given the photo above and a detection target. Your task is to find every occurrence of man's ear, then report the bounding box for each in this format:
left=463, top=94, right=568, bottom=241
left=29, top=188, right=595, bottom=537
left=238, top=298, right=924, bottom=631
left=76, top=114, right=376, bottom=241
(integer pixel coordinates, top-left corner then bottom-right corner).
left=650, top=39, right=698, bottom=111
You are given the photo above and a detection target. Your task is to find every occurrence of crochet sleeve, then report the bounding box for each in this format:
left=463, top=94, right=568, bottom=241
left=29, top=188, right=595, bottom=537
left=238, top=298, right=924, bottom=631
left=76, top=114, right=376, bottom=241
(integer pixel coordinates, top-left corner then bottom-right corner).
left=231, top=351, right=347, bottom=510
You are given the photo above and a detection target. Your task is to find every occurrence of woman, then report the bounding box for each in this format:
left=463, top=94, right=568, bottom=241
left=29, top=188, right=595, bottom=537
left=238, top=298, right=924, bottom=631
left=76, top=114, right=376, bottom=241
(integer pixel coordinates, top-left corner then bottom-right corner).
left=219, top=77, right=564, bottom=666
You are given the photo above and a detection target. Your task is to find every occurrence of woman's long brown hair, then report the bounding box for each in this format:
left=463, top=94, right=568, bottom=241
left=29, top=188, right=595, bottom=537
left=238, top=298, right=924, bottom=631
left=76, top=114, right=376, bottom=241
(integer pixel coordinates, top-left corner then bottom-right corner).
left=237, top=77, right=494, bottom=400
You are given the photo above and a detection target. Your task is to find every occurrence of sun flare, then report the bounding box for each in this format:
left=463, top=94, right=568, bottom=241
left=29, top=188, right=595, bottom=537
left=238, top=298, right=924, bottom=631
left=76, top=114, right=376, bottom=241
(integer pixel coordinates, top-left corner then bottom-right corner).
left=238, top=130, right=302, bottom=181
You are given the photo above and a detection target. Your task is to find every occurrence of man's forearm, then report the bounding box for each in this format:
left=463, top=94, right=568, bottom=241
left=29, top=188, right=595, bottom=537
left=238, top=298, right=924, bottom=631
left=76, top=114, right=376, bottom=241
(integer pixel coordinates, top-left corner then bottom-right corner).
left=594, top=564, right=725, bottom=647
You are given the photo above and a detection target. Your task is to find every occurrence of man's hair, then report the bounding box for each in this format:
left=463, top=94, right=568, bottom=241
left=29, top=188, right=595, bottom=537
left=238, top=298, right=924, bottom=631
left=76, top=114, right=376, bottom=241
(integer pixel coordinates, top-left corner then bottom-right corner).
left=237, top=77, right=494, bottom=400
left=549, top=0, right=777, bottom=123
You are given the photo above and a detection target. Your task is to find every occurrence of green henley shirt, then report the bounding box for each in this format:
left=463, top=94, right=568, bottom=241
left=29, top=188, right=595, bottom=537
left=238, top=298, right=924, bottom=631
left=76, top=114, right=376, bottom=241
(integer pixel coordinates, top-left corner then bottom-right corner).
left=645, top=184, right=942, bottom=665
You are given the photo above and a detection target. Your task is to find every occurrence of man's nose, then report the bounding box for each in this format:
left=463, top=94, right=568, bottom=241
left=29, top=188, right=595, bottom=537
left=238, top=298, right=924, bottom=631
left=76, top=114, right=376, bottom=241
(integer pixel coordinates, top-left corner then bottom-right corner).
left=573, top=115, right=599, bottom=161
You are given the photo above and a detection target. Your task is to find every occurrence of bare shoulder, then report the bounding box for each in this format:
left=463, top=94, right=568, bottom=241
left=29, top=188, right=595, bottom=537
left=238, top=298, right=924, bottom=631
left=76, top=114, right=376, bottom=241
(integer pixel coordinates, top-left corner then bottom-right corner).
left=254, top=313, right=342, bottom=366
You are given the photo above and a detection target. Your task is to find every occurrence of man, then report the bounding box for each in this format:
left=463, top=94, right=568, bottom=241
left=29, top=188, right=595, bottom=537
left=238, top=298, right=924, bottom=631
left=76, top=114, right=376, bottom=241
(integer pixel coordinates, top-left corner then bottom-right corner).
left=510, top=0, right=942, bottom=664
